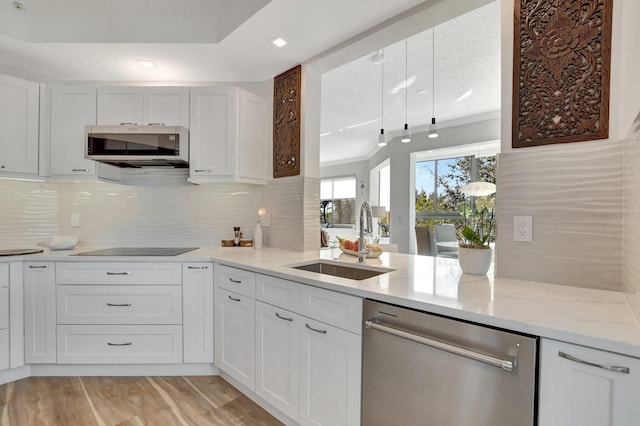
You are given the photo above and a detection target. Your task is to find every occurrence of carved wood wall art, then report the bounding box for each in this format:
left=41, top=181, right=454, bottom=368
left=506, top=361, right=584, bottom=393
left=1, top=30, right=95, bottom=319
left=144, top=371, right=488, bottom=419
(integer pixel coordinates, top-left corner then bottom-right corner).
left=273, top=65, right=301, bottom=178
left=512, top=0, right=612, bottom=148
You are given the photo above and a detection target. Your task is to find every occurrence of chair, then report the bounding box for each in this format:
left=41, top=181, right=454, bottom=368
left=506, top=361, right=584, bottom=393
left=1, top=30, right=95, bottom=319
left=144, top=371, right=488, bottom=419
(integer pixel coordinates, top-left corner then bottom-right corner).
left=433, top=224, right=459, bottom=259
left=415, top=226, right=435, bottom=256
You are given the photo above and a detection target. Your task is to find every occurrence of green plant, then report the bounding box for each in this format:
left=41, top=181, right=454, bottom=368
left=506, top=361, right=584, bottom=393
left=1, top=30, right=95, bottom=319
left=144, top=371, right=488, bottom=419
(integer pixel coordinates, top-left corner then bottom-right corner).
left=458, top=197, right=495, bottom=249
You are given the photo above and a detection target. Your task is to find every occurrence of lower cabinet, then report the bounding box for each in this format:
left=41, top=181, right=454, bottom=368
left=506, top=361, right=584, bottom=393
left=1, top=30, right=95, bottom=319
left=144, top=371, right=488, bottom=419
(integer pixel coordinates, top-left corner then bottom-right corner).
left=183, top=263, right=214, bottom=363
left=24, top=262, right=56, bottom=364
left=57, top=324, right=183, bottom=364
left=538, top=338, right=640, bottom=426
left=299, top=318, right=361, bottom=426
left=255, top=301, right=300, bottom=421
left=214, top=287, right=256, bottom=389
left=0, top=265, right=8, bottom=370
left=214, top=265, right=362, bottom=426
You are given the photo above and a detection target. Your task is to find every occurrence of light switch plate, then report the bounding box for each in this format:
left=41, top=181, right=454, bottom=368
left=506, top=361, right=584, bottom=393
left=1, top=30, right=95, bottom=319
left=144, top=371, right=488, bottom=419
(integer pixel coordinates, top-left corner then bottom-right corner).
left=513, top=216, right=532, bottom=242
left=71, top=213, right=80, bottom=228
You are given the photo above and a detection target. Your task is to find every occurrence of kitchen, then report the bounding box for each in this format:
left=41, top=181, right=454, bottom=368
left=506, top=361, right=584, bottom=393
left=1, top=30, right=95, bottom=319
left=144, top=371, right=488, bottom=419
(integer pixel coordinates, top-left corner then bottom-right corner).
left=1, top=0, right=640, bottom=425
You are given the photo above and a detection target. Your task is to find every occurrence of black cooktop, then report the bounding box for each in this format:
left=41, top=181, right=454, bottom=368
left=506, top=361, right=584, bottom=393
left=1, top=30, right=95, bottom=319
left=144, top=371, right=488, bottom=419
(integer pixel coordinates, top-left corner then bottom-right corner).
left=73, top=247, right=199, bottom=256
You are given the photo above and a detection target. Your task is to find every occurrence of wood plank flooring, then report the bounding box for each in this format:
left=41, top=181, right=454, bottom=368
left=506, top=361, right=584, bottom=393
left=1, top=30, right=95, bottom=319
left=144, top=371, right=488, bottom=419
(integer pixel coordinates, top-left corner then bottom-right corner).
left=0, top=376, right=283, bottom=426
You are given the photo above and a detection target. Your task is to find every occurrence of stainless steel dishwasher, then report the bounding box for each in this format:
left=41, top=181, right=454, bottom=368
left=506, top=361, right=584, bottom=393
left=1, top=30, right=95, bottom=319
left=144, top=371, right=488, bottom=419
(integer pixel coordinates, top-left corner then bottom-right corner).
left=362, top=299, right=538, bottom=426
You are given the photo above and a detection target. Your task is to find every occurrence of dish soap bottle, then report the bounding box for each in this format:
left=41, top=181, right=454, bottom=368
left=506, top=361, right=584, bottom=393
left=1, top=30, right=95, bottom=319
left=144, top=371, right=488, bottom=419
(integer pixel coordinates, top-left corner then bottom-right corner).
left=254, top=221, right=263, bottom=249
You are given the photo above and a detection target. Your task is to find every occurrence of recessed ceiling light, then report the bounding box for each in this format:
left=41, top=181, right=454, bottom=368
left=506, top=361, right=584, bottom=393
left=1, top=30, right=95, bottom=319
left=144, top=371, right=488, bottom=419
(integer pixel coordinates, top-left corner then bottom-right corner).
left=137, top=60, right=157, bottom=69
left=345, top=119, right=379, bottom=129
left=320, top=132, right=332, bottom=137
left=454, top=89, right=474, bottom=103
left=417, top=88, right=429, bottom=95
left=272, top=37, right=287, bottom=47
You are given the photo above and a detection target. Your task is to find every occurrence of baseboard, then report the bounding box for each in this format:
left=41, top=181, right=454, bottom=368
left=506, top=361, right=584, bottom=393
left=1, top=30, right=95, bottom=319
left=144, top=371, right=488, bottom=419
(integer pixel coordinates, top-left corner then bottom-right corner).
left=0, top=365, right=31, bottom=386
left=31, top=363, right=218, bottom=376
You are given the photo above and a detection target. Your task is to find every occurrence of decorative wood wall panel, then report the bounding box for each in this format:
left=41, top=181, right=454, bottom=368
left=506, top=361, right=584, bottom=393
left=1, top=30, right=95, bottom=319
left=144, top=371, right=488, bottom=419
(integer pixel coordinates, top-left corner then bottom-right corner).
left=273, top=65, right=301, bottom=178
left=512, top=0, right=612, bottom=148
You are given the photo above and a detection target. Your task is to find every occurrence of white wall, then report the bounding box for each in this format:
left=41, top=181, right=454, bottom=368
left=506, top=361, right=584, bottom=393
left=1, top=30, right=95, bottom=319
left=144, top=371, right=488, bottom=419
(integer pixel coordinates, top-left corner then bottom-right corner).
left=495, top=0, right=640, bottom=289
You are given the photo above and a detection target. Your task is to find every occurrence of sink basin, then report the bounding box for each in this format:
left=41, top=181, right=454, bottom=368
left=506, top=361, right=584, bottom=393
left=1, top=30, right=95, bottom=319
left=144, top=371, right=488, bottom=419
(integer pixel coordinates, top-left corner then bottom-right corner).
left=291, top=260, right=393, bottom=280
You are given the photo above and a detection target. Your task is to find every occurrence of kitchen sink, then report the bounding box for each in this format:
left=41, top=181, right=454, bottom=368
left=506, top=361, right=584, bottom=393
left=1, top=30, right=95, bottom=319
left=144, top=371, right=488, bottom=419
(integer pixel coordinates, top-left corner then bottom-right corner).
left=291, top=260, right=393, bottom=280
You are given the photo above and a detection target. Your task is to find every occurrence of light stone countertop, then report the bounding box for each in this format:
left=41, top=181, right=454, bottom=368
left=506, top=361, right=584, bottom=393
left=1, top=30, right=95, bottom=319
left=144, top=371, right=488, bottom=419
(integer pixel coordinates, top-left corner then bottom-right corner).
left=7, top=246, right=640, bottom=359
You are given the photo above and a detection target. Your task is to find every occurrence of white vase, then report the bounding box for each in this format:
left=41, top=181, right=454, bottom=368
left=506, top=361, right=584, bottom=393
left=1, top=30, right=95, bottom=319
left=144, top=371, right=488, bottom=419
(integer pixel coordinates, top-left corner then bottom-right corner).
left=458, top=246, right=492, bottom=275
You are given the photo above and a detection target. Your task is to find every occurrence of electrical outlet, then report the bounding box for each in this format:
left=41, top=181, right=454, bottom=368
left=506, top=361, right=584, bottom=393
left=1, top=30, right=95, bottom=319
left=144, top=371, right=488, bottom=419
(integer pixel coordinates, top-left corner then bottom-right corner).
left=71, top=213, right=80, bottom=228
left=513, top=216, right=532, bottom=242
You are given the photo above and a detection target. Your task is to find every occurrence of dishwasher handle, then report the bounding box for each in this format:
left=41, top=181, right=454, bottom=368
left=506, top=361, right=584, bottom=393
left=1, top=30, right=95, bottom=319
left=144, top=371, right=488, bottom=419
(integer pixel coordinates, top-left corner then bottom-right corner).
left=365, top=319, right=516, bottom=373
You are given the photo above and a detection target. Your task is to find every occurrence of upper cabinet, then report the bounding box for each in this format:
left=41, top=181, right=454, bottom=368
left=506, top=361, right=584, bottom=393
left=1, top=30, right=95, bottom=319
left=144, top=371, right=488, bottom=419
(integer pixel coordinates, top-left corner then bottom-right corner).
left=49, top=85, right=97, bottom=177
left=0, top=75, right=40, bottom=175
left=189, top=87, right=268, bottom=185
left=97, top=86, right=189, bottom=128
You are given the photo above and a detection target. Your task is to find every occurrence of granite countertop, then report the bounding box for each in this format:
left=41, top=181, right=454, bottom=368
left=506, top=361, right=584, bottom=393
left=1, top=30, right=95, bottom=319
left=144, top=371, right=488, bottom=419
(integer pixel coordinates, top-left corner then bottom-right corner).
left=7, top=246, right=640, bottom=358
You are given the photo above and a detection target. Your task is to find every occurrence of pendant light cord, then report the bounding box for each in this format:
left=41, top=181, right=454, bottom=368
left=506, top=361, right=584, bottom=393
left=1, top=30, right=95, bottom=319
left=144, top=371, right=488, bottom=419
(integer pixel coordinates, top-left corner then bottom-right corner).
left=432, top=27, right=435, bottom=118
left=405, top=39, right=408, bottom=124
left=381, top=49, right=384, bottom=129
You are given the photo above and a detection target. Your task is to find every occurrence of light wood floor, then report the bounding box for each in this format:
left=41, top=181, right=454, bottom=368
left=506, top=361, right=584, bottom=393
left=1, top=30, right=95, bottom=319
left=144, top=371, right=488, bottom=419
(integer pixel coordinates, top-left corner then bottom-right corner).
left=0, top=376, right=283, bottom=426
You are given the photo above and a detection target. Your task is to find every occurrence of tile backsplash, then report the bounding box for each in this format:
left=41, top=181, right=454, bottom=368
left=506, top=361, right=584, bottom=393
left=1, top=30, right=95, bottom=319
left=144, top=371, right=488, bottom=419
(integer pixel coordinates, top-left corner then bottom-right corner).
left=622, top=113, right=640, bottom=319
left=0, top=170, right=271, bottom=248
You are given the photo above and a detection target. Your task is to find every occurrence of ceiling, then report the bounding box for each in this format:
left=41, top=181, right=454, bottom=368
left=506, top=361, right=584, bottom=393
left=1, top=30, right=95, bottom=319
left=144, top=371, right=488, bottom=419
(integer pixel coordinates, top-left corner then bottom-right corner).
left=319, top=1, right=501, bottom=166
left=0, top=0, right=426, bottom=82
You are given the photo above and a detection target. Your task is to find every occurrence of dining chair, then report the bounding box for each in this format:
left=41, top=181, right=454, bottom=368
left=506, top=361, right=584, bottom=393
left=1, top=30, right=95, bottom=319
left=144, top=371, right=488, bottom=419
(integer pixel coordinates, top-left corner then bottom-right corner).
left=415, top=226, right=435, bottom=256
left=433, top=223, right=459, bottom=259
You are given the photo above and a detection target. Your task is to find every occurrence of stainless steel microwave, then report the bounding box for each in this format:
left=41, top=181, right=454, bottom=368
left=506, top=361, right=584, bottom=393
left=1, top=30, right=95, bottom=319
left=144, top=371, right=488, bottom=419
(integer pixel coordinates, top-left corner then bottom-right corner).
left=85, top=125, right=189, bottom=168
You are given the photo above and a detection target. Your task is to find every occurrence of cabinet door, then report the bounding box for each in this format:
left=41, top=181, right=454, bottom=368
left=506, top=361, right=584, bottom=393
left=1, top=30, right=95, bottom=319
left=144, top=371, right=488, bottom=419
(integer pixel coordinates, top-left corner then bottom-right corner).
left=183, top=263, right=214, bottom=363
left=50, top=85, right=97, bottom=176
left=539, top=338, right=640, bottom=426
left=24, top=262, right=56, bottom=364
left=97, top=86, right=144, bottom=125
left=214, top=287, right=255, bottom=390
left=0, top=74, right=39, bottom=174
left=299, top=318, right=361, bottom=426
left=237, top=90, right=267, bottom=184
left=255, top=301, right=299, bottom=421
left=143, top=87, right=190, bottom=128
left=9, top=262, right=24, bottom=369
left=189, top=87, right=238, bottom=177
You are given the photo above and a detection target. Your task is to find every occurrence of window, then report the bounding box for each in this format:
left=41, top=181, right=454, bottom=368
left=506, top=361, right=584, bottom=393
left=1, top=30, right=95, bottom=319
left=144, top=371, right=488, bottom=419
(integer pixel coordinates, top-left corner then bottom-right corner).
left=370, top=159, right=391, bottom=237
left=321, top=177, right=357, bottom=227
left=415, top=153, right=496, bottom=230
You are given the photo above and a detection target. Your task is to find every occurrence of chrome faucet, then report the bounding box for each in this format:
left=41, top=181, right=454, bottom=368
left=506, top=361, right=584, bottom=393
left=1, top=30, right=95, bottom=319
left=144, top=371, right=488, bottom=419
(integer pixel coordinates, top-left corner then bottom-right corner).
left=358, top=201, right=373, bottom=263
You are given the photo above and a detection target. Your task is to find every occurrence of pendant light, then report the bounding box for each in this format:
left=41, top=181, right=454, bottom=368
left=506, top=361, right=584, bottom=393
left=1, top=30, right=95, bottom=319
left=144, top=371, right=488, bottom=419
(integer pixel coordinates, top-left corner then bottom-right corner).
left=428, top=27, right=439, bottom=139
left=377, top=48, right=387, bottom=147
left=401, top=38, right=411, bottom=143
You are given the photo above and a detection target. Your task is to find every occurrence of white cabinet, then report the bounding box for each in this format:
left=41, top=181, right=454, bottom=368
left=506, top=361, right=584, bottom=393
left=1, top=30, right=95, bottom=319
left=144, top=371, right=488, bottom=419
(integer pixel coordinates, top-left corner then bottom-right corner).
left=237, top=89, right=268, bottom=183
left=97, top=86, right=144, bottom=125
left=49, top=85, right=97, bottom=176
left=0, top=264, right=8, bottom=370
left=189, top=87, right=267, bottom=184
left=539, top=338, right=640, bottom=426
left=215, top=287, right=256, bottom=389
left=24, top=262, right=56, bottom=364
left=255, top=300, right=300, bottom=421
left=214, top=264, right=362, bottom=425
left=55, top=261, right=184, bottom=364
left=183, top=263, right=214, bottom=363
left=9, top=262, right=24, bottom=369
left=97, top=86, right=189, bottom=127
left=0, top=74, right=40, bottom=175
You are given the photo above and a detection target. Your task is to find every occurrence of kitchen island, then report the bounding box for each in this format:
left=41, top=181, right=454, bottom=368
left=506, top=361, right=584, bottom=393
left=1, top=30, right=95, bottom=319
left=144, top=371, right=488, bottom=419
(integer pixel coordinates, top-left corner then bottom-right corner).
left=1, top=246, right=639, bottom=425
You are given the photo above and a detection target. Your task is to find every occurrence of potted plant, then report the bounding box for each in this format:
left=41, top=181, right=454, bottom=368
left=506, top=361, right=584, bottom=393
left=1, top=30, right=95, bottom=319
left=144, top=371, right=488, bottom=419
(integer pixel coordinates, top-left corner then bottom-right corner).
left=457, top=183, right=496, bottom=275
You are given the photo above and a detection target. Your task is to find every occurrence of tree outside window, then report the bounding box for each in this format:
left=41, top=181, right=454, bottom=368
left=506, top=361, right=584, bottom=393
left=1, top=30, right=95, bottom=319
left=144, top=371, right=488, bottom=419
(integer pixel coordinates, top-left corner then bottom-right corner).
left=416, top=155, right=496, bottom=235
left=321, top=177, right=356, bottom=228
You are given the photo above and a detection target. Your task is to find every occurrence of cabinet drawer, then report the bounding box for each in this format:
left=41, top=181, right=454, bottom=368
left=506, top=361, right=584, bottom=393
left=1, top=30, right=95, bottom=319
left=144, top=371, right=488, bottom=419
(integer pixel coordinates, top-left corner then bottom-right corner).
left=0, top=263, right=8, bottom=286
left=57, top=285, right=182, bottom=324
left=256, top=274, right=300, bottom=312
left=0, top=286, right=8, bottom=329
left=56, top=262, right=182, bottom=285
left=57, top=325, right=182, bottom=364
left=216, top=264, right=255, bottom=297
left=300, top=285, right=362, bottom=334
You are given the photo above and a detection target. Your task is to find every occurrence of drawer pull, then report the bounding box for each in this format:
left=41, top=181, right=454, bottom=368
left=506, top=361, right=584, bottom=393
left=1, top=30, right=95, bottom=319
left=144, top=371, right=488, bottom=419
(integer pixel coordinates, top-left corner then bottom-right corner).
left=106, top=272, right=131, bottom=276
left=228, top=277, right=242, bottom=284
left=28, top=265, right=49, bottom=269
left=228, top=295, right=241, bottom=302
left=558, top=351, right=630, bottom=374
left=106, top=303, right=132, bottom=307
left=276, top=312, right=294, bottom=322
left=187, top=266, right=208, bottom=270
left=107, top=342, right=132, bottom=346
left=305, top=323, right=327, bottom=334
left=72, top=168, right=89, bottom=172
